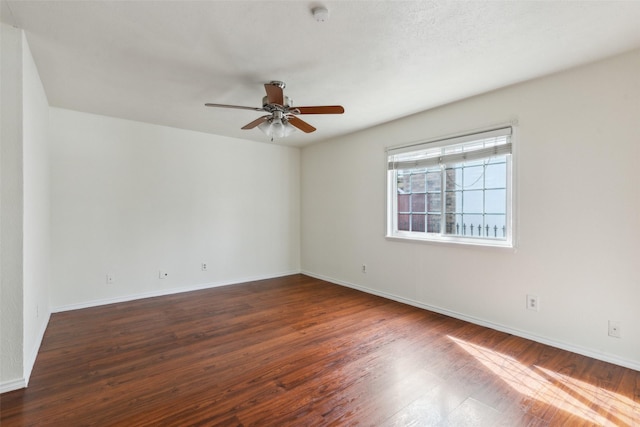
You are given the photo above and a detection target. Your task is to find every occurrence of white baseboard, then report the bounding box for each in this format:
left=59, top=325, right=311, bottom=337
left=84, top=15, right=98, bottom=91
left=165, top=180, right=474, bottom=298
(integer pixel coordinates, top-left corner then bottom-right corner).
left=1, top=312, right=51, bottom=394
left=24, top=311, right=52, bottom=386
left=0, top=378, right=27, bottom=394
left=52, top=270, right=301, bottom=313
left=301, top=270, right=640, bottom=373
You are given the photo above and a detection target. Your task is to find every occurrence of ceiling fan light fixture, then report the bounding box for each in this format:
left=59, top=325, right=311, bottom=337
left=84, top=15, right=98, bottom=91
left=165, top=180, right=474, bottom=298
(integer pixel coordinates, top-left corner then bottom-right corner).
left=258, top=117, right=296, bottom=140
left=270, top=118, right=285, bottom=138
left=280, top=119, right=297, bottom=137
left=257, top=119, right=274, bottom=137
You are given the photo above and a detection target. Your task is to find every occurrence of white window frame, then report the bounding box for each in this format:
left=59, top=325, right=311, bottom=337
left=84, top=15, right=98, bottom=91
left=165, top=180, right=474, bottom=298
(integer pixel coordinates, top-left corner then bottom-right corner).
left=386, top=125, right=515, bottom=248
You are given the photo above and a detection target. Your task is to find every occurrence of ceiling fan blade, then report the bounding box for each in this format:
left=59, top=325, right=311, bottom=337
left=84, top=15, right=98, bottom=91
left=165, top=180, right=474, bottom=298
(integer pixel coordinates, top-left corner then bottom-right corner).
left=205, top=103, right=264, bottom=112
left=241, top=115, right=270, bottom=130
left=287, top=116, right=316, bottom=133
left=291, top=105, right=345, bottom=115
left=264, top=84, right=284, bottom=106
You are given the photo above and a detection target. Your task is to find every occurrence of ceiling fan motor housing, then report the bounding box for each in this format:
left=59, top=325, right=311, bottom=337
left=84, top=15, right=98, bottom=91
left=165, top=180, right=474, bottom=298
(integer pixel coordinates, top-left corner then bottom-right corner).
left=262, top=95, right=292, bottom=109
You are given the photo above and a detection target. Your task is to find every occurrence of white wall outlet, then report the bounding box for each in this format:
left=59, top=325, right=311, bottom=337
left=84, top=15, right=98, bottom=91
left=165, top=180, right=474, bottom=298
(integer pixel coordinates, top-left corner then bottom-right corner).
left=526, top=294, right=539, bottom=311
left=159, top=270, right=168, bottom=279
left=106, top=274, right=114, bottom=284
left=201, top=262, right=208, bottom=271
left=361, top=264, right=367, bottom=273
left=608, top=320, right=621, bottom=338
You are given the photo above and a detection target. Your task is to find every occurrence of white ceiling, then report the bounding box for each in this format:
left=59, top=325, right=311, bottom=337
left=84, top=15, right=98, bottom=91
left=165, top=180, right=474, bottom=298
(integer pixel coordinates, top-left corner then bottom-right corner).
left=4, top=1, right=640, bottom=147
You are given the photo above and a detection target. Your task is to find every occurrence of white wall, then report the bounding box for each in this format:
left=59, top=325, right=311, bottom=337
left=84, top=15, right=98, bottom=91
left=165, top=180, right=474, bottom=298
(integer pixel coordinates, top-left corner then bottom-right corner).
left=301, top=49, right=640, bottom=370
left=1, top=22, right=25, bottom=390
left=50, top=109, right=300, bottom=310
left=22, top=30, right=51, bottom=382
left=0, top=25, right=51, bottom=393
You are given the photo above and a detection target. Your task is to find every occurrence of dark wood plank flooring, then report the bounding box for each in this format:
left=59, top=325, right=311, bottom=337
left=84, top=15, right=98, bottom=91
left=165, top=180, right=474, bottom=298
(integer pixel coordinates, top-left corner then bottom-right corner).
left=1, top=274, right=638, bottom=426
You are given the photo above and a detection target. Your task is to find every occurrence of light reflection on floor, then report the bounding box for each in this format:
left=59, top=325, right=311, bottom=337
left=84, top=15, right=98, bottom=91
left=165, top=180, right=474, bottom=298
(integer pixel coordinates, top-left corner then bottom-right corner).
left=449, top=336, right=639, bottom=426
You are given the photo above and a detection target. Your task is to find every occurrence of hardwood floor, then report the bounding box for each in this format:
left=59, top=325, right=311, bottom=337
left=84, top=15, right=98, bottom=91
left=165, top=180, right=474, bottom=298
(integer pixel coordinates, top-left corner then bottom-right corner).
left=1, top=274, right=638, bottom=426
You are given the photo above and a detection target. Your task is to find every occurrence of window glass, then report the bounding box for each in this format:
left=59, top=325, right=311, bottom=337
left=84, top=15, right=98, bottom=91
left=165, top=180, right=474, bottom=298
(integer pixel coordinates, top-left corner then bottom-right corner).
left=411, top=214, right=425, bottom=232
left=410, top=173, right=426, bottom=193
left=485, top=189, right=506, bottom=214
left=411, top=194, right=426, bottom=212
left=387, top=127, right=513, bottom=247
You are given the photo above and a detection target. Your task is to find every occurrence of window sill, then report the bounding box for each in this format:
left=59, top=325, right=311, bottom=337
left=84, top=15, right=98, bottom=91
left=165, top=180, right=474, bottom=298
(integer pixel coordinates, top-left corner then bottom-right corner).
left=385, top=233, right=514, bottom=250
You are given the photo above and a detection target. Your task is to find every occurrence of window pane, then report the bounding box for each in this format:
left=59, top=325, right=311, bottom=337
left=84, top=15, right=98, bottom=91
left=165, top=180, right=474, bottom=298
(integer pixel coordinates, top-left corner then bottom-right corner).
left=410, top=173, right=426, bottom=193
left=426, top=171, right=441, bottom=192
left=444, top=214, right=460, bottom=235
left=485, top=189, right=506, bottom=214
left=445, top=167, right=462, bottom=191
left=445, top=191, right=461, bottom=214
left=485, top=162, right=506, bottom=188
left=485, top=214, right=506, bottom=238
left=411, top=193, right=426, bottom=212
left=462, top=190, right=483, bottom=214
left=462, top=165, right=484, bottom=190
left=397, top=173, right=411, bottom=193
left=397, top=194, right=410, bottom=212
left=398, top=214, right=410, bottom=231
left=411, top=214, right=425, bottom=232
left=461, top=214, right=483, bottom=236
left=427, top=215, right=441, bottom=233
left=427, top=193, right=441, bottom=212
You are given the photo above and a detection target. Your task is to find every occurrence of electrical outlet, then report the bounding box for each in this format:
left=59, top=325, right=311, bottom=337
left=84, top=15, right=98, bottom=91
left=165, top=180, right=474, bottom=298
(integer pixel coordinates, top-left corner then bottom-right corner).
left=608, top=320, right=621, bottom=338
left=201, top=262, right=208, bottom=271
left=526, top=294, right=539, bottom=311
left=106, top=274, right=114, bottom=284
left=159, top=270, right=168, bottom=279
left=361, top=264, right=367, bottom=273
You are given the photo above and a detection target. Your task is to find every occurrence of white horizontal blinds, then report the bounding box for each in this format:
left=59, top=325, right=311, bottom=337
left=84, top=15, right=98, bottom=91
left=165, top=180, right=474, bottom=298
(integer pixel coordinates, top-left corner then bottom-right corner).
left=388, top=126, right=512, bottom=170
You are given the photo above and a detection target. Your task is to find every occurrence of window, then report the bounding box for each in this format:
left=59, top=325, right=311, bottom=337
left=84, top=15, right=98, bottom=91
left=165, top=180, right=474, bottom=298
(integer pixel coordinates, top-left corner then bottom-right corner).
left=387, top=126, right=513, bottom=247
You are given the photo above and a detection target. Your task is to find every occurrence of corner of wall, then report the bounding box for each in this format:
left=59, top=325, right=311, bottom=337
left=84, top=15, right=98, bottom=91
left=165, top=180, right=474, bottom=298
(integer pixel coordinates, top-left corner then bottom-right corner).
left=1, top=21, right=26, bottom=392
left=21, top=26, right=52, bottom=388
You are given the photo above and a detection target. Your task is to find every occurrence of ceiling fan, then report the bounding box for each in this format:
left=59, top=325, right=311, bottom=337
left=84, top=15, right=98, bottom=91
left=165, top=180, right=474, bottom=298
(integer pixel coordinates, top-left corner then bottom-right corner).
left=205, top=81, right=344, bottom=140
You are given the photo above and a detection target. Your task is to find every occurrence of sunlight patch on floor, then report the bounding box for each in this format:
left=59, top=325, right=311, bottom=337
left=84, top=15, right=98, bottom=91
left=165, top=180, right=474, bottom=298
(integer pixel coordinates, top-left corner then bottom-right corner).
left=536, top=365, right=639, bottom=426
left=449, top=336, right=638, bottom=426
